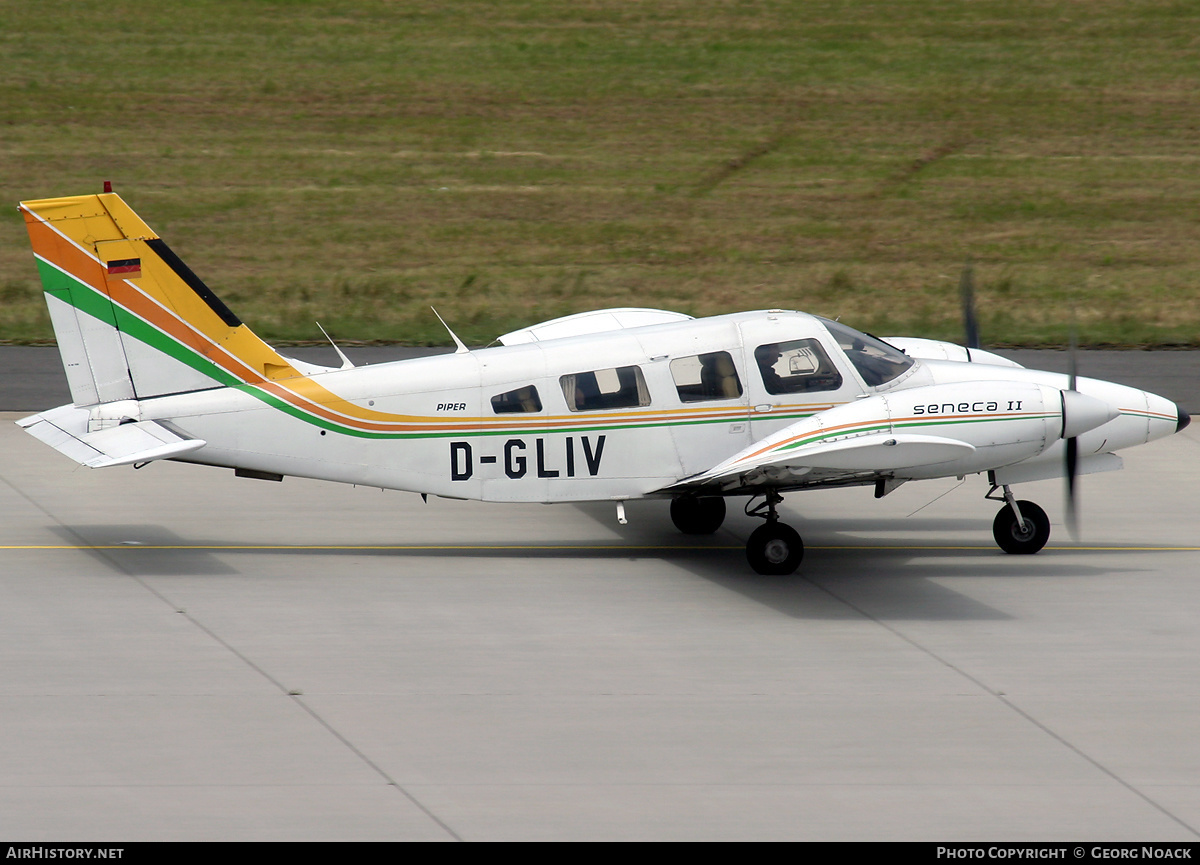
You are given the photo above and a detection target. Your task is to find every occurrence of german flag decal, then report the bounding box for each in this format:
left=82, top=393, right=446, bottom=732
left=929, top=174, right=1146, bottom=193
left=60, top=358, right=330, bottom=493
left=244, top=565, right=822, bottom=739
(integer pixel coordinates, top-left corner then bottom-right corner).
left=106, top=258, right=141, bottom=279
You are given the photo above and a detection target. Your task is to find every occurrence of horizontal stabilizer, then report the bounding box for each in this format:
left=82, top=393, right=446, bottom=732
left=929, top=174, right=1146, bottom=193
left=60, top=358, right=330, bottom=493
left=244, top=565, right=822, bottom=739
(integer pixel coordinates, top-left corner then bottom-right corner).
left=17, top=405, right=205, bottom=468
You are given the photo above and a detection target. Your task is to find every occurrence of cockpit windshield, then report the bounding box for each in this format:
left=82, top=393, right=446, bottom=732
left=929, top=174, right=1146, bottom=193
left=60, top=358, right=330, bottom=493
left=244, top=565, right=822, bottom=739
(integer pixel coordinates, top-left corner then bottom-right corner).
left=818, top=318, right=916, bottom=387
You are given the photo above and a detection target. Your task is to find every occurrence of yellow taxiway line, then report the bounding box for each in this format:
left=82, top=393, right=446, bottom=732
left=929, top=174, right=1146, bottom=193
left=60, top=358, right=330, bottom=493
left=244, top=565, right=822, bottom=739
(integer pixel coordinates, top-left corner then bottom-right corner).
left=2, top=544, right=1199, bottom=552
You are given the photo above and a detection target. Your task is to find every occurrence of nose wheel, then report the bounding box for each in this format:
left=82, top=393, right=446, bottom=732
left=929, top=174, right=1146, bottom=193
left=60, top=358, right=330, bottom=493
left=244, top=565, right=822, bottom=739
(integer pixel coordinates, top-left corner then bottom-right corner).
left=987, top=484, right=1051, bottom=554
left=744, top=491, right=804, bottom=575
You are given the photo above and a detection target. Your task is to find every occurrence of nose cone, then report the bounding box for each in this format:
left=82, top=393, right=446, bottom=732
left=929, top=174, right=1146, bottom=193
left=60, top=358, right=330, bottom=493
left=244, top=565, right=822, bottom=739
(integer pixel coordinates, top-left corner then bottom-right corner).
left=1061, top=389, right=1120, bottom=439
left=1179, top=407, right=1192, bottom=434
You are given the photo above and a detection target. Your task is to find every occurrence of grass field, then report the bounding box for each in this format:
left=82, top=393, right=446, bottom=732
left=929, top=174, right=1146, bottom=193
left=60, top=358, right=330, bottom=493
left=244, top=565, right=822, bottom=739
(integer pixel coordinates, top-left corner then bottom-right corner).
left=3, top=0, right=1200, bottom=346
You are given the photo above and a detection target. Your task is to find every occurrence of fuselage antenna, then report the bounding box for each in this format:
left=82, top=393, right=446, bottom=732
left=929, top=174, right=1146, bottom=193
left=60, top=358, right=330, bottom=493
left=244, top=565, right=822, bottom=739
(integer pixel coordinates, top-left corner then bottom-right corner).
left=315, top=322, right=355, bottom=370
left=431, top=307, right=470, bottom=354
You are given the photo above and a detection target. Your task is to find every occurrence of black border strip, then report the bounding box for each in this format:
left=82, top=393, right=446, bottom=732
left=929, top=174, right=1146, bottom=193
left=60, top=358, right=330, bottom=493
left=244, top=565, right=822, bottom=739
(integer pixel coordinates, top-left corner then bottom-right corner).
left=145, top=238, right=242, bottom=328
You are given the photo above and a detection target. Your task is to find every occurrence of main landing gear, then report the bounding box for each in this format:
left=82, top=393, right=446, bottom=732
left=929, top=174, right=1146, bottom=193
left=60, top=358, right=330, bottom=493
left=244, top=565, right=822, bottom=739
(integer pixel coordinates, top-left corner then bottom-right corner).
left=744, top=491, right=803, bottom=575
left=987, top=484, right=1051, bottom=554
left=669, top=492, right=803, bottom=575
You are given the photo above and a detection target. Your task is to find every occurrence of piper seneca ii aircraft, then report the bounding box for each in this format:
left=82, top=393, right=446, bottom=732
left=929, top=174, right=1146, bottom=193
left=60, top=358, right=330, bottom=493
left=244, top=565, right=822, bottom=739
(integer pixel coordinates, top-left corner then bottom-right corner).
left=17, top=191, right=1192, bottom=574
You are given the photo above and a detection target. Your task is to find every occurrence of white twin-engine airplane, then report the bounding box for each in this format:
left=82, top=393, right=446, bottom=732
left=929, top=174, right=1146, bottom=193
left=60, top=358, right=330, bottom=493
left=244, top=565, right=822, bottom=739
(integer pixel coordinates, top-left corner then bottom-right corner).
left=17, top=191, right=1191, bottom=574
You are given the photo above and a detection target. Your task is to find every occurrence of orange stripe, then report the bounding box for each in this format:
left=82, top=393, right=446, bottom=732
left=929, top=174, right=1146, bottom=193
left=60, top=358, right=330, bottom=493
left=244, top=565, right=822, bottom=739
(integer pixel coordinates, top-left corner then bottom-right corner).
left=25, top=215, right=273, bottom=385
left=735, top=411, right=1052, bottom=465
left=26, top=209, right=847, bottom=436
left=23, top=228, right=786, bottom=433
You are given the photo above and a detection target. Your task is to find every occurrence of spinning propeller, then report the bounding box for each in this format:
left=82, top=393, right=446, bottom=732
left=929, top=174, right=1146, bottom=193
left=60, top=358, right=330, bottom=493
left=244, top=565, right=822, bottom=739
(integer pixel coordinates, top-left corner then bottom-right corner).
left=959, top=265, right=1103, bottom=539
left=958, top=261, right=980, bottom=352
left=1064, top=316, right=1080, bottom=537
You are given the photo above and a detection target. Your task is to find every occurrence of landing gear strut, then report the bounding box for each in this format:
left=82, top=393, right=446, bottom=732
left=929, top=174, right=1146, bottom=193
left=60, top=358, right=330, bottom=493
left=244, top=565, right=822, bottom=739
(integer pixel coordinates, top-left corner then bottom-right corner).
left=744, top=491, right=804, bottom=575
left=987, top=483, right=1051, bottom=554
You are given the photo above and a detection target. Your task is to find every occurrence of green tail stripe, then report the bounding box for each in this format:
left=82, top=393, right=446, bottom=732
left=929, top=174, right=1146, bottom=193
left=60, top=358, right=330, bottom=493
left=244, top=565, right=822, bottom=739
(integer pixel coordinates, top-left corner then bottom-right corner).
left=37, top=257, right=243, bottom=388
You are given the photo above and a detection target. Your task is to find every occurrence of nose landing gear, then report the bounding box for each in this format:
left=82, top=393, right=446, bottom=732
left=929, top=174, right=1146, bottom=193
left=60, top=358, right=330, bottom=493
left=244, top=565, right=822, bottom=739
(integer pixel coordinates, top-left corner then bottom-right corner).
left=987, top=484, right=1051, bottom=554
left=744, top=490, right=804, bottom=575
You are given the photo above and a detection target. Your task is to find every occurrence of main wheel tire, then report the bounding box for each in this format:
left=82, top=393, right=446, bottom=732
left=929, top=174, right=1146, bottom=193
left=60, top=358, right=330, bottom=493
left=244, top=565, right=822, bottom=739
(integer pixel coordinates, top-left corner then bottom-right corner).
left=670, top=495, right=726, bottom=535
left=746, top=522, right=804, bottom=575
left=992, top=500, right=1051, bottom=554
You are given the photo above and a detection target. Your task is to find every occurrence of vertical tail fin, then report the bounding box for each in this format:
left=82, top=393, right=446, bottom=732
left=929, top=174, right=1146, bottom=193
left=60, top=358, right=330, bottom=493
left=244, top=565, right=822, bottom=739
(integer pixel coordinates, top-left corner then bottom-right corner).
left=19, top=192, right=298, bottom=406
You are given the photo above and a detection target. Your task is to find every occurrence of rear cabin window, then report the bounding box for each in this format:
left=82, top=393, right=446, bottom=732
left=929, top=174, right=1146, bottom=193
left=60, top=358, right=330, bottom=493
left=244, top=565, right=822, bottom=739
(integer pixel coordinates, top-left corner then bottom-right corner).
left=670, top=351, right=743, bottom=402
left=491, top=385, right=542, bottom=414
left=754, top=339, right=843, bottom=394
left=560, top=366, right=651, bottom=412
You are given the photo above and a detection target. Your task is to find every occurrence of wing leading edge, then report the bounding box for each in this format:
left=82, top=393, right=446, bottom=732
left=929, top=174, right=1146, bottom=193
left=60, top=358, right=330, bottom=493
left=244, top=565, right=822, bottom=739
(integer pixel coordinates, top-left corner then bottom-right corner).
left=670, top=431, right=975, bottom=492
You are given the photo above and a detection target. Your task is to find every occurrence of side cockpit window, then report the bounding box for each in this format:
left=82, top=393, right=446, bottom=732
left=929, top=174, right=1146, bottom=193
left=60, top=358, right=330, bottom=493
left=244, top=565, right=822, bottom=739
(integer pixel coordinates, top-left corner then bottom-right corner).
left=670, top=351, right=743, bottom=402
left=754, top=339, right=843, bottom=394
left=491, top=385, right=542, bottom=414
left=561, top=366, right=650, bottom=412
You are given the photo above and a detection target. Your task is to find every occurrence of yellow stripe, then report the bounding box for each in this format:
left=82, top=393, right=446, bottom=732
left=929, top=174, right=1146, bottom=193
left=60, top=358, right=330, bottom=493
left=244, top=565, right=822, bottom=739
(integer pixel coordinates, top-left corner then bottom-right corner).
left=23, top=194, right=300, bottom=383
left=25, top=195, right=841, bottom=435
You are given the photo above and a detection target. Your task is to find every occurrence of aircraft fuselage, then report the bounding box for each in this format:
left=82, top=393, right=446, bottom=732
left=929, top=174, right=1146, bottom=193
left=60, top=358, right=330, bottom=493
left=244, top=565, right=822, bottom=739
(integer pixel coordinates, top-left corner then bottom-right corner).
left=122, top=310, right=1181, bottom=503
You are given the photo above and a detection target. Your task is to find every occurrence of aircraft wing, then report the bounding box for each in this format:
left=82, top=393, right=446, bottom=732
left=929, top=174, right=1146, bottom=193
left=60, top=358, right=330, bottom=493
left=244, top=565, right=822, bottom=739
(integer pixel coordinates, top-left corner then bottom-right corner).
left=17, top=405, right=205, bottom=469
left=666, top=426, right=975, bottom=494
left=662, top=378, right=1110, bottom=496
left=658, top=380, right=1081, bottom=496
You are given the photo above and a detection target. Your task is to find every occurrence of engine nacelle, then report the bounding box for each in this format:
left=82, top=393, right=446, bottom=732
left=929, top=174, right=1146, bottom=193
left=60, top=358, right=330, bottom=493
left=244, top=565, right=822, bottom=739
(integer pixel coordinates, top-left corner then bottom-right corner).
left=880, top=381, right=1115, bottom=479
left=862, top=382, right=1053, bottom=478
left=880, top=336, right=1023, bottom=368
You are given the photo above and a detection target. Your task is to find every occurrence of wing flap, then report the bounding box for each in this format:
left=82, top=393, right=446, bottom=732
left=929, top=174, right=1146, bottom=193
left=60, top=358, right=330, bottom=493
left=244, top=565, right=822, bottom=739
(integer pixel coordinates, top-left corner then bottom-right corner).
left=18, top=405, right=205, bottom=468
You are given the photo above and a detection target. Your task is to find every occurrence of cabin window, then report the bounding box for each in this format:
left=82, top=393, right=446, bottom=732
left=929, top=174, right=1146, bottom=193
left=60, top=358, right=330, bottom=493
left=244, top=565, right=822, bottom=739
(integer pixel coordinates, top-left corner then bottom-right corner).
left=491, top=385, right=542, bottom=414
left=819, top=318, right=915, bottom=387
left=670, top=351, right=743, bottom=402
left=754, top=339, right=843, bottom=394
left=560, top=366, right=651, bottom=412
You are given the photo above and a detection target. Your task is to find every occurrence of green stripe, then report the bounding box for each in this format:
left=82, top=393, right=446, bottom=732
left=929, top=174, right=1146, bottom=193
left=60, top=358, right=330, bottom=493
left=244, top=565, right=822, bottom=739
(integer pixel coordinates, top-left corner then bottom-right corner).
left=37, top=258, right=243, bottom=388
left=45, top=260, right=1093, bottom=450
left=37, top=259, right=821, bottom=440
left=771, top=413, right=1058, bottom=455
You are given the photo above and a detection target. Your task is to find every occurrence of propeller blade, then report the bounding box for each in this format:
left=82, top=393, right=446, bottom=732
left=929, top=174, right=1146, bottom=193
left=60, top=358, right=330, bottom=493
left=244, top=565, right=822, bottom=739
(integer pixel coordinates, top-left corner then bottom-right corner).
left=1068, top=310, right=1078, bottom=392
left=959, top=261, right=980, bottom=350
left=1064, top=434, right=1079, bottom=539
left=1064, top=310, right=1080, bottom=538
